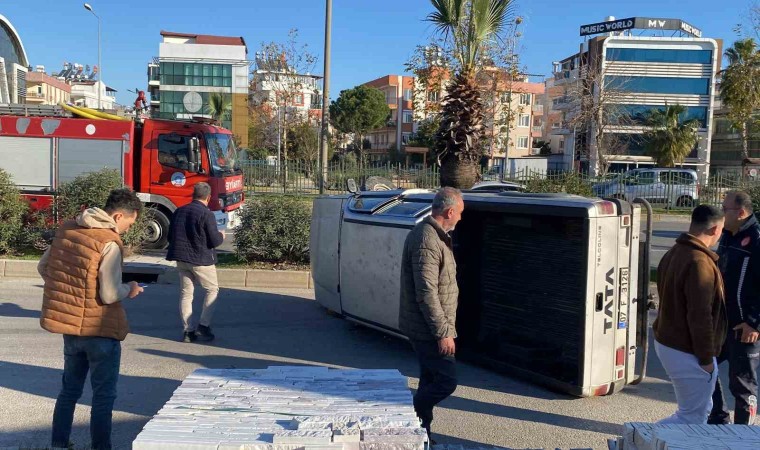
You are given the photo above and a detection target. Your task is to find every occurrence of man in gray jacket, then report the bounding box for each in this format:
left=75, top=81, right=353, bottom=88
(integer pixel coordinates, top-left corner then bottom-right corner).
left=399, top=187, right=464, bottom=439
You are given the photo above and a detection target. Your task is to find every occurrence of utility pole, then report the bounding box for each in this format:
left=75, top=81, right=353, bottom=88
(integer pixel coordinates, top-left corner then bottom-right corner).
left=318, top=0, right=332, bottom=194
left=84, top=3, right=102, bottom=109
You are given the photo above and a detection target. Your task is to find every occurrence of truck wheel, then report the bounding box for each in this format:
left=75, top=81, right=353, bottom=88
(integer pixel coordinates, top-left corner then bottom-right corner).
left=143, top=208, right=170, bottom=250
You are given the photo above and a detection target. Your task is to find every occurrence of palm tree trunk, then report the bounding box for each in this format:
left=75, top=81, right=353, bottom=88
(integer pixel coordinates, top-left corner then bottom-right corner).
left=742, top=121, right=750, bottom=162
left=440, top=158, right=480, bottom=189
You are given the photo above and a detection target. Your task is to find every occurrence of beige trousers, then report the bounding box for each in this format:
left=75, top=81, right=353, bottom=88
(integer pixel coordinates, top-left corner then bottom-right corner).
left=176, top=262, right=219, bottom=332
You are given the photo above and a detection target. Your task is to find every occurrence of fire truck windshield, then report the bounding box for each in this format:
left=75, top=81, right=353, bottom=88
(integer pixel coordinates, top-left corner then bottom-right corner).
left=206, top=133, right=239, bottom=174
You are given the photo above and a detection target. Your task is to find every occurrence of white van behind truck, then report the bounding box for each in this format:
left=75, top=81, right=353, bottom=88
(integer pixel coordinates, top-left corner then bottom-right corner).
left=310, top=188, right=653, bottom=397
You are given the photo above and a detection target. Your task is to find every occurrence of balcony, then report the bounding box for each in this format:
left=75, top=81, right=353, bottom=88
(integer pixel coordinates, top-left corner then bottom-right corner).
left=532, top=104, right=543, bottom=115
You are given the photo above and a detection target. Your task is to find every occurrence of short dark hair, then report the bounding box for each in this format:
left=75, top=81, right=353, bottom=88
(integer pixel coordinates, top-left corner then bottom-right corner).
left=104, top=188, right=143, bottom=216
left=727, top=190, right=753, bottom=214
left=193, top=182, right=212, bottom=200
left=690, top=204, right=724, bottom=234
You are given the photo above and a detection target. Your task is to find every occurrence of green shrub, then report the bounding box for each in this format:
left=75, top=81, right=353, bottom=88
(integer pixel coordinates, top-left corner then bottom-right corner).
left=235, top=196, right=312, bottom=263
left=524, top=173, right=594, bottom=197
left=0, top=169, right=27, bottom=255
left=56, top=169, right=124, bottom=220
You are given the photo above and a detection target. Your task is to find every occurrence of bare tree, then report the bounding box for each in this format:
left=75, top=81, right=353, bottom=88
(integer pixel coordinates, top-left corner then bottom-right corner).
left=251, top=29, right=318, bottom=184
left=564, top=62, right=635, bottom=176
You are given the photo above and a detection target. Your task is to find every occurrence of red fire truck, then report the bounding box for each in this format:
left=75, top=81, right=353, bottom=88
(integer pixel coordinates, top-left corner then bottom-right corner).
left=0, top=105, right=244, bottom=249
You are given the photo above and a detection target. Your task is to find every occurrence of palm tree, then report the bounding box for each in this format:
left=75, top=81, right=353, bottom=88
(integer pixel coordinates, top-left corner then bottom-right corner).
left=720, top=38, right=760, bottom=161
left=427, top=0, right=515, bottom=188
left=207, top=93, right=232, bottom=123
left=643, top=105, right=700, bottom=167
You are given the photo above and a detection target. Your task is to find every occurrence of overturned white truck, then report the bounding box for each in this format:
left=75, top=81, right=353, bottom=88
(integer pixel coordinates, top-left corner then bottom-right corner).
left=310, top=188, right=652, bottom=397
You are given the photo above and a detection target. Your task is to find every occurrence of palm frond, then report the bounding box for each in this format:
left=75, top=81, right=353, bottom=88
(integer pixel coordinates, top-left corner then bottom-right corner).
left=426, top=0, right=465, bottom=40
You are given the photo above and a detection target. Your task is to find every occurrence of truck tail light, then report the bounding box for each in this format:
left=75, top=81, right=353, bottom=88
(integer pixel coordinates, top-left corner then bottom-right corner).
left=593, top=384, right=610, bottom=396
left=615, top=346, right=625, bottom=366
left=595, top=201, right=616, bottom=216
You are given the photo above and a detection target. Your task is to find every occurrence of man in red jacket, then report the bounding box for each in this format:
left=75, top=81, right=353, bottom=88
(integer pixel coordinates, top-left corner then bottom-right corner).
left=653, top=204, right=727, bottom=424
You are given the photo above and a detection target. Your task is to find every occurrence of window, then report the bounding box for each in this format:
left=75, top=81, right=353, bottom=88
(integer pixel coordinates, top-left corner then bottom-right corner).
left=403, top=89, right=413, bottom=101
left=379, top=201, right=430, bottom=217
left=427, top=90, right=439, bottom=102
left=500, top=92, right=512, bottom=103
left=552, top=122, right=562, bottom=129
left=605, top=76, right=710, bottom=95
left=37, top=85, right=42, bottom=94
left=158, top=91, right=233, bottom=130
left=606, top=48, right=712, bottom=64
left=402, top=132, right=413, bottom=144
left=159, top=62, right=232, bottom=87
left=518, top=114, right=530, bottom=127
left=624, top=171, right=656, bottom=185
left=403, top=111, right=413, bottom=124
left=608, top=104, right=708, bottom=128
left=519, top=93, right=531, bottom=105
left=662, top=170, right=697, bottom=185
left=517, top=136, right=529, bottom=149
left=293, top=94, right=304, bottom=106
left=157, top=134, right=191, bottom=169
left=386, top=89, right=396, bottom=104
left=348, top=196, right=393, bottom=213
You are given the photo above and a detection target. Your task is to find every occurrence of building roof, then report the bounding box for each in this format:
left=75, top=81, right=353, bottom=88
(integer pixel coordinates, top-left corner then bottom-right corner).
left=26, top=72, right=71, bottom=93
left=0, top=14, right=29, bottom=67
left=160, top=30, right=247, bottom=50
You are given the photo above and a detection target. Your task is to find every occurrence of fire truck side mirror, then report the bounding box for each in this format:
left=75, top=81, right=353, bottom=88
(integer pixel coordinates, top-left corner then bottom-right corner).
left=188, top=137, right=201, bottom=173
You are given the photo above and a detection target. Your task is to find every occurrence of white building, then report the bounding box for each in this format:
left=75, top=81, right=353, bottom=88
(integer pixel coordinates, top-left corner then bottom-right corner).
left=249, top=51, right=323, bottom=126
left=70, top=80, right=117, bottom=110
left=0, top=14, right=29, bottom=103
left=149, top=31, right=250, bottom=147
left=543, top=17, right=720, bottom=177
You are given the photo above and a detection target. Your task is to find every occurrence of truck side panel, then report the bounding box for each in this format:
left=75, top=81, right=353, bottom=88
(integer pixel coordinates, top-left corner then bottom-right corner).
left=58, top=138, right=127, bottom=185
left=0, top=136, right=53, bottom=191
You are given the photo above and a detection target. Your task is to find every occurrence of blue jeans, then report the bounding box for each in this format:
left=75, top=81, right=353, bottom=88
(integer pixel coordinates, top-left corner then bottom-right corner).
left=52, top=335, right=121, bottom=450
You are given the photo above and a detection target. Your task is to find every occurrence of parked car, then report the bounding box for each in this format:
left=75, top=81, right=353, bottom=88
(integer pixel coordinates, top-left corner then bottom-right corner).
left=471, top=180, right=526, bottom=192
left=592, top=168, right=699, bottom=207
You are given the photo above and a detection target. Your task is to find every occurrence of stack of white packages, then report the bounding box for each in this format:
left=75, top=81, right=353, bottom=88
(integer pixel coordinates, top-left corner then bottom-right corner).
left=132, top=366, right=428, bottom=450
left=614, top=422, right=760, bottom=450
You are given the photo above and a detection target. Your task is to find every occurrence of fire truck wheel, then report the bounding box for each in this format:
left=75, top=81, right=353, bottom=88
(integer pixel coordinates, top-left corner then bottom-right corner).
left=144, top=208, right=170, bottom=250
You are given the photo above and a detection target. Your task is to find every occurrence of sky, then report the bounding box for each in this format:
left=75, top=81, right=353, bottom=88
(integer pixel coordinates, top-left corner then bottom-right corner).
left=1, top=0, right=754, bottom=105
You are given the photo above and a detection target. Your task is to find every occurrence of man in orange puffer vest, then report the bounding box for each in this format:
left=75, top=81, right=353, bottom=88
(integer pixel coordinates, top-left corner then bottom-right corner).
left=38, top=189, right=145, bottom=450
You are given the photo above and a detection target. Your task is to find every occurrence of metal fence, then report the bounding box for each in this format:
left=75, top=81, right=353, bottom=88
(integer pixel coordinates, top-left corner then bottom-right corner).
left=241, top=161, right=760, bottom=211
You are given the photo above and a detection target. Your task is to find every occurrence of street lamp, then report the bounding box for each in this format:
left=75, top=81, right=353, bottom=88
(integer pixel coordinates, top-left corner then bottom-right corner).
left=83, top=3, right=102, bottom=110
left=318, top=0, right=332, bottom=194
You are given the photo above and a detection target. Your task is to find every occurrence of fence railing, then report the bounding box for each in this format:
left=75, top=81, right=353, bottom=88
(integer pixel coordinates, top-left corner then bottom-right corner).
left=241, top=160, right=760, bottom=211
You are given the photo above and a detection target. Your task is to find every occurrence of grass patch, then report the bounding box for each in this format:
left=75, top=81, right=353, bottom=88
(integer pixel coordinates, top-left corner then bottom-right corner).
left=651, top=208, right=691, bottom=216
left=0, top=250, right=45, bottom=260
left=216, top=253, right=310, bottom=271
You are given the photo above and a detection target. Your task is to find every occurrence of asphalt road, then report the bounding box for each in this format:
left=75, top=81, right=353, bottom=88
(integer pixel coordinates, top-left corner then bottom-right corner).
left=649, top=218, right=690, bottom=269
left=0, top=277, right=734, bottom=450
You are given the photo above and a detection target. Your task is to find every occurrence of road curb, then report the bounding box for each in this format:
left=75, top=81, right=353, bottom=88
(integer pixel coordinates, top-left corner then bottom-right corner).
left=652, top=214, right=690, bottom=223
left=0, top=259, right=313, bottom=290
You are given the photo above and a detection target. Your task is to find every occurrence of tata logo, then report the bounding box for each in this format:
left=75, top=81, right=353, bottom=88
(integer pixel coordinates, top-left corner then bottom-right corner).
left=604, top=268, right=615, bottom=334
left=225, top=178, right=243, bottom=191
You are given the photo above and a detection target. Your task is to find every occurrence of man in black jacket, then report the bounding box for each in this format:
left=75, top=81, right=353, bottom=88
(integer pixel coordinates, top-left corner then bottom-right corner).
left=709, top=190, right=760, bottom=425
left=167, top=182, right=225, bottom=343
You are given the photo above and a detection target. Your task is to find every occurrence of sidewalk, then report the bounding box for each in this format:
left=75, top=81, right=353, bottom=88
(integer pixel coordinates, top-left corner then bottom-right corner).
left=0, top=251, right=313, bottom=290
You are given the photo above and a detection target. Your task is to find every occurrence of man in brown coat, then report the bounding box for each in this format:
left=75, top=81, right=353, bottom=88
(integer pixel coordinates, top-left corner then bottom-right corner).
left=653, top=204, right=727, bottom=424
left=399, top=187, right=464, bottom=440
left=38, top=189, right=144, bottom=450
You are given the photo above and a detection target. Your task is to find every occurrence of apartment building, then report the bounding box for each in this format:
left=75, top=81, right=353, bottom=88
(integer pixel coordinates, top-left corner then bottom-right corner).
left=542, top=16, right=720, bottom=176
left=362, top=75, right=416, bottom=162
left=148, top=31, right=249, bottom=147
left=0, top=14, right=29, bottom=103
left=25, top=67, right=71, bottom=106
left=249, top=50, right=323, bottom=126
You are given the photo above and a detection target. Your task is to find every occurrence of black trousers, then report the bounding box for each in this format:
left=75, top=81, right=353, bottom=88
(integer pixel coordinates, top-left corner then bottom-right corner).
left=410, top=339, right=458, bottom=435
left=708, top=330, right=760, bottom=425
